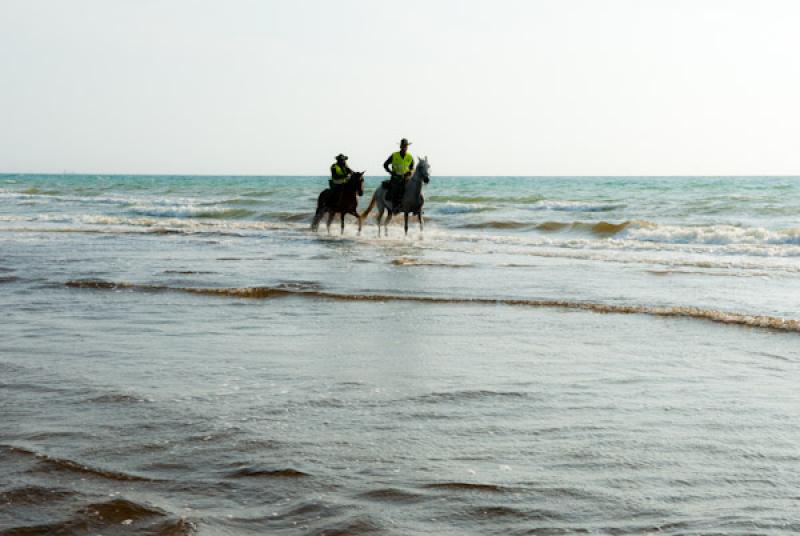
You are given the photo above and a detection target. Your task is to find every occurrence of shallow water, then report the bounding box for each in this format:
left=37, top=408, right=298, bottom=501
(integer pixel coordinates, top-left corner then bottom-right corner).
left=1, top=174, right=799, bottom=534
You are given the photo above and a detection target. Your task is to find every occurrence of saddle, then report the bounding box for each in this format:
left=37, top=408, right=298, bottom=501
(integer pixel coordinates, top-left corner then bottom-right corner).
left=383, top=178, right=405, bottom=213
left=380, top=182, right=397, bottom=214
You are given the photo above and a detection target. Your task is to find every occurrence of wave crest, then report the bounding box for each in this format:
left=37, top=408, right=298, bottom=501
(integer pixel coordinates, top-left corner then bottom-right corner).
left=5, top=498, right=195, bottom=536
left=425, top=482, right=511, bottom=492
left=8, top=444, right=156, bottom=482
left=228, top=467, right=309, bottom=478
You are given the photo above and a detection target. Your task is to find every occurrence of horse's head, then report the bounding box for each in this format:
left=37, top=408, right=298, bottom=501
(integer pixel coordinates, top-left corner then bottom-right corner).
left=417, top=156, right=431, bottom=184
left=351, top=171, right=365, bottom=196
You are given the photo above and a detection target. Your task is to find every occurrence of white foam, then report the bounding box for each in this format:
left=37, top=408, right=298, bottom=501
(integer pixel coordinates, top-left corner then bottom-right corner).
left=621, top=224, right=800, bottom=246
left=528, top=200, right=626, bottom=212
left=128, top=204, right=238, bottom=218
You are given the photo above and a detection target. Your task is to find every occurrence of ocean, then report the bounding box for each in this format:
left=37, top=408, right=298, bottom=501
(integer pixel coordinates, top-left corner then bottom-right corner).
left=1, top=173, right=799, bottom=535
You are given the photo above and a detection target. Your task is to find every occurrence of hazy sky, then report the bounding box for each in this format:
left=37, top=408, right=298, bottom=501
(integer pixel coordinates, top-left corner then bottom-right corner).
left=2, top=0, right=799, bottom=175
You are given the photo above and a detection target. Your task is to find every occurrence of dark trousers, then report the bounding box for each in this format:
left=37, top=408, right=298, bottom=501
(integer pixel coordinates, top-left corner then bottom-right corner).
left=389, top=175, right=405, bottom=207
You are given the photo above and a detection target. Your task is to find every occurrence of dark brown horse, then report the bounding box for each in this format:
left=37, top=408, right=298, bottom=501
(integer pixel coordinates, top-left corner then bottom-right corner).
left=311, top=171, right=365, bottom=234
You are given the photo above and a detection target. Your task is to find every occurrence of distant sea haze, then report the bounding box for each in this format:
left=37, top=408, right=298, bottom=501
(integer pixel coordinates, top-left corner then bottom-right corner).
left=1, top=174, right=799, bottom=535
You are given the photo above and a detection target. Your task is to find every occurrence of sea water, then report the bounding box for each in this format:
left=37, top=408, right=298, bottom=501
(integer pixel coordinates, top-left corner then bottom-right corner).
left=1, top=174, right=799, bottom=535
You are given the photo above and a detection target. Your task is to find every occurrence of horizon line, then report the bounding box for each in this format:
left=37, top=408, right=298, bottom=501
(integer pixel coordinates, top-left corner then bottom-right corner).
left=2, top=171, right=799, bottom=179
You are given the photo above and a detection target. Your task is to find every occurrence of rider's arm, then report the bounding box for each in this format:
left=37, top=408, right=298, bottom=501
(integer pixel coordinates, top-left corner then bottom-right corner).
left=383, top=156, right=392, bottom=174
left=402, top=157, right=414, bottom=178
left=330, top=165, right=338, bottom=181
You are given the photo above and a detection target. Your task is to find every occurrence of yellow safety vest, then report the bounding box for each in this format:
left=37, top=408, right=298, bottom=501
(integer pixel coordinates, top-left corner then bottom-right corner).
left=331, top=163, right=349, bottom=185
left=391, top=151, right=413, bottom=176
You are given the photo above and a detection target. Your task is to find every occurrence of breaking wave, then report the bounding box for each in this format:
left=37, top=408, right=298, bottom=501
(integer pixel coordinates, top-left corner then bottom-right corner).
left=129, top=205, right=255, bottom=219
left=458, top=219, right=800, bottom=246
left=535, top=220, right=646, bottom=235
left=64, top=279, right=800, bottom=333
left=622, top=223, right=800, bottom=245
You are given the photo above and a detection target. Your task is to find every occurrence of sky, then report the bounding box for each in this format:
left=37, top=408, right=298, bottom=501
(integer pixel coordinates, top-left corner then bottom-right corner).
left=1, top=0, right=799, bottom=176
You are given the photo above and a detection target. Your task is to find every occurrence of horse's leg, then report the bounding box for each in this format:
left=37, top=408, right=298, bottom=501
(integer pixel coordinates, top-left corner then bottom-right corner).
left=311, top=192, right=326, bottom=231
left=418, top=212, right=424, bottom=233
left=384, top=212, right=393, bottom=237
left=404, top=212, right=409, bottom=236
left=340, top=212, right=345, bottom=235
left=354, top=211, right=362, bottom=235
left=376, top=209, right=384, bottom=237
left=326, top=212, right=334, bottom=234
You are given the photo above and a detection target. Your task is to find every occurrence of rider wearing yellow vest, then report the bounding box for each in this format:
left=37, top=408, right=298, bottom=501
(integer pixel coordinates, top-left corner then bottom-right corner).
left=329, top=153, right=353, bottom=204
left=382, top=138, right=414, bottom=211
left=330, top=154, right=352, bottom=186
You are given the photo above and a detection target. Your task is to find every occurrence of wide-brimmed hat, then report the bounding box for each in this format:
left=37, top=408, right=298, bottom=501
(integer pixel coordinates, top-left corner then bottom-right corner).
left=399, top=138, right=411, bottom=147
left=335, top=153, right=348, bottom=160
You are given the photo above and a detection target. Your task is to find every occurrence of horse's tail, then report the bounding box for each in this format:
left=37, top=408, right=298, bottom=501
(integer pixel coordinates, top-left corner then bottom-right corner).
left=360, top=191, right=377, bottom=219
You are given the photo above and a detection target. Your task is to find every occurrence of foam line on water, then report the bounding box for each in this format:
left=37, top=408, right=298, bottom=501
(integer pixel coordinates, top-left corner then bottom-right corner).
left=64, top=280, right=800, bottom=333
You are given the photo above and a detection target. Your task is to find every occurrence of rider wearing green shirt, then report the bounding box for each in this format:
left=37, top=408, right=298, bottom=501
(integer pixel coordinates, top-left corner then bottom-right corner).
left=382, top=138, right=414, bottom=212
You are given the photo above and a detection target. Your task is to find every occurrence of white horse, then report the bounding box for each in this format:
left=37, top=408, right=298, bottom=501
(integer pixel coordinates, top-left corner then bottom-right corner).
left=360, top=156, right=431, bottom=236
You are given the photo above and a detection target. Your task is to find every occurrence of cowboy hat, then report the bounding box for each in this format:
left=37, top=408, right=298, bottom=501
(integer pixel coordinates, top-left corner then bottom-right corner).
left=335, top=153, right=348, bottom=160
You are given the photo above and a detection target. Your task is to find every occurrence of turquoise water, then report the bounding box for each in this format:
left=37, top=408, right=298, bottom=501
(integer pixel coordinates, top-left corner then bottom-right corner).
left=1, top=173, right=799, bottom=534
left=3, top=173, right=799, bottom=321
